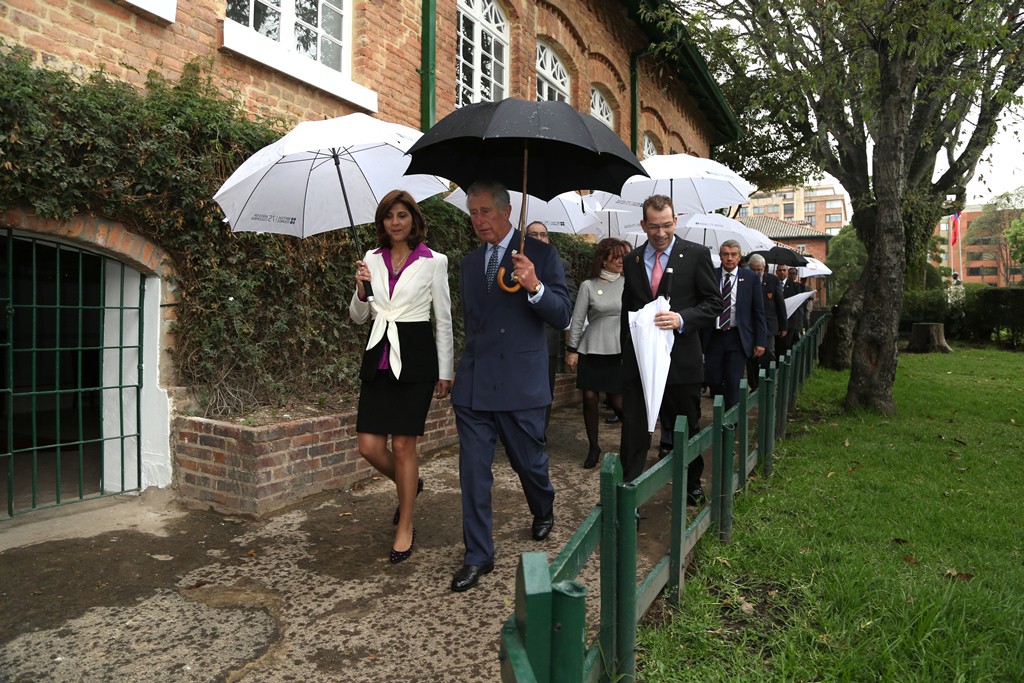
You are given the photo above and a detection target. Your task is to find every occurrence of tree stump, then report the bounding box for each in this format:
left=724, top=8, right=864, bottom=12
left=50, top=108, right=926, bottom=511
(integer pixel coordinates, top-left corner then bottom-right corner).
left=906, top=323, right=952, bottom=353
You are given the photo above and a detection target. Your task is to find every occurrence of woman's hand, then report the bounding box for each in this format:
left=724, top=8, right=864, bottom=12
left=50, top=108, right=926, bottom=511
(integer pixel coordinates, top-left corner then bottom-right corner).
left=565, top=351, right=578, bottom=371
left=435, top=379, right=451, bottom=399
left=355, top=260, right=370, bottom=301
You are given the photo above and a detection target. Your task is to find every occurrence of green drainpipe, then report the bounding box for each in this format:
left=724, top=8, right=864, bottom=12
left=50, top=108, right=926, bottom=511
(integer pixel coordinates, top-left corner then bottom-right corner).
left=630, top=45, right=654, bottom=155
left=420, top=0, right=437, bottom=130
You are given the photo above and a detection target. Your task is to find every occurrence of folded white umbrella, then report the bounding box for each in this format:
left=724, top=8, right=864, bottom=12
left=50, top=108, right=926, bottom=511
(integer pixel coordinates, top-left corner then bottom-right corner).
left=679, top=213, right=775, bottom=254
left=628, top=295, right=676, bottom=432
left=214, top=113, right=450, bottom=238
left=601, top=153, right=757, bottom=216
left=784, top=290, right=815, bottom=319
left=444, top=187, right=601, bottom=235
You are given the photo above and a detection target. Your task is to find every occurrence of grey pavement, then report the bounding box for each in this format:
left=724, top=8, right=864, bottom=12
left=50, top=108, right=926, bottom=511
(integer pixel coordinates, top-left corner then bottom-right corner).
left=0, top=402, right=703, bottom=682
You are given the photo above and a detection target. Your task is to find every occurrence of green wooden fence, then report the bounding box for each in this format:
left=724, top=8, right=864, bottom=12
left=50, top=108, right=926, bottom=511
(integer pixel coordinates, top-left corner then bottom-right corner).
left=499, top=314, right=830, bottom=683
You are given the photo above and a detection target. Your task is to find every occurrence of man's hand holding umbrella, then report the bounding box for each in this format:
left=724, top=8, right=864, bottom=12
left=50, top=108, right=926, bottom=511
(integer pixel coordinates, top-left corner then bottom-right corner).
left=510, top=252, right=542, bottom=294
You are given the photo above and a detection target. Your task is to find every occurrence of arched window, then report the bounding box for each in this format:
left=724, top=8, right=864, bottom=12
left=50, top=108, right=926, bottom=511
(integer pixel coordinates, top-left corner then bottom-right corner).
left=456, top=0, right=509, bottom=107
left=642, top=133, right=659, bottom=159
left=590, top=86, right=614, bottom=128
left=536, top=41, right=570, bottom=102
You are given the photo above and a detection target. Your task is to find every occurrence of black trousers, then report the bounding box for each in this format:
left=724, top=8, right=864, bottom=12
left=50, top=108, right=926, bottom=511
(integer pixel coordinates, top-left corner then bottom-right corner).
left=620, top=379, right=704, bottom=488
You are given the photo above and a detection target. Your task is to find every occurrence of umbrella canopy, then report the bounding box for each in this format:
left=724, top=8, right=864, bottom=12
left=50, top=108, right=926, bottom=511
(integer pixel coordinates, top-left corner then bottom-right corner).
left=603, top=153, right=757, bottom=215
left=214, top=113, right=450, bottom=238
left=749, top=245, right=810, bottom=267
left=798, top=256, right=832, bottom=278
left=627, top=296, right=676, bottom=432
left=444, top=187, right=601, bottom=235
left=784, top=290, right=815, bottom=319
left=679, top=213, right=775, bottom=254
left=405, top=98, right=647, bottom=202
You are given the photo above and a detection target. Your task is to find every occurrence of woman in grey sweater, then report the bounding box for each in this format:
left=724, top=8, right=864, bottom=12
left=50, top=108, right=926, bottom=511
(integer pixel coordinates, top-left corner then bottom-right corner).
left=565, top=238, right=631, bottom=469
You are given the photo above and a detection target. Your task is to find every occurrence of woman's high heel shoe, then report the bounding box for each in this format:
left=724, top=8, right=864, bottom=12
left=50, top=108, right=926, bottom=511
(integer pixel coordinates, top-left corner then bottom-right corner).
left=393, top=478, right=424, bottom=525
left=389, top=528, right=416, bottom=564
left=583, top=447, right=601, bottom=469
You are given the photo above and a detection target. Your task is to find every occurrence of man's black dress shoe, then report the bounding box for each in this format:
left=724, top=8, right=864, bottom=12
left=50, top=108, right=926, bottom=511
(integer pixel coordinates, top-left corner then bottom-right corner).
left=687, top=487, right=707, bottom=507
left=450, top=562, right=494, bottom=592
left=532, top=514, right=554, bottom=541
left=604, top=415, right=620, bottom=424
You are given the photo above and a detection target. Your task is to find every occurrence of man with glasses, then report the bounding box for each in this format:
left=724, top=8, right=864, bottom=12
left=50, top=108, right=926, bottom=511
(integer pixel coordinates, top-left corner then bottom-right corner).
left=525, top=221, right=578, bottom=430
left=619, top=195, right=722, bottom=504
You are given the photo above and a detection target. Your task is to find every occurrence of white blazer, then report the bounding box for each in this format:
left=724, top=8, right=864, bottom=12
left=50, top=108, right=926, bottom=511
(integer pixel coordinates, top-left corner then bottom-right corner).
left=348, top=247, right=454, bottom=381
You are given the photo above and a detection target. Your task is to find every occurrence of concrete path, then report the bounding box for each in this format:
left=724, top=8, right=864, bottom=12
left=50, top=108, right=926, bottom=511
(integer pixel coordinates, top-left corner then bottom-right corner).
left=0, top=404, right=701, bottom=682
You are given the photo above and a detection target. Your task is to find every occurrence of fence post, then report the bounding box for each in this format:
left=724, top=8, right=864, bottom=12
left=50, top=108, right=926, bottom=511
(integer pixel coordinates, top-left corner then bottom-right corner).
left=719, top=422, right=736, bottom=543
left=776, top=353, right=790, bottom=439
left=738, top=379, right=750, bottom=491
left=615, top=481, right=640, bottom=682
left=598, top=456, right=621, bottom=679
left=710, top=395, right=724, bottom=529
left=762, top=363, right=776, bottom=477
left=513, top=552, right=553, bottom=683
left=669, top=417, right=690, bottom=605
left=550, top=581, right=588, bottom=683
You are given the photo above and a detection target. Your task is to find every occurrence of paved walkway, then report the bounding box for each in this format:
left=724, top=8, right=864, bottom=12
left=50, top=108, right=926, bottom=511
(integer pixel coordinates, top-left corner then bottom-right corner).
left=0, top=403, right=704, bottom=682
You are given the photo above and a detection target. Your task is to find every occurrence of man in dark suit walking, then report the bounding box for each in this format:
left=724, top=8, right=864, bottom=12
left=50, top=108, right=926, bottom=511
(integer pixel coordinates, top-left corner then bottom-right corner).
left=702, top=240, right=767, bottom=409
left=619, top=195, right=722, bottom=503
left=450, top=181, right=572, bottom=592
left=780, top=266, right=808, bottom=356
left=745, top=253, right=786, bottom=390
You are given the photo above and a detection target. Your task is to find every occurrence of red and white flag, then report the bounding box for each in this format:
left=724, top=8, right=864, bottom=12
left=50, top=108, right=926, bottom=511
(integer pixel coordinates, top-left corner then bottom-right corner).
left=950, top=212, right=961, bottom=246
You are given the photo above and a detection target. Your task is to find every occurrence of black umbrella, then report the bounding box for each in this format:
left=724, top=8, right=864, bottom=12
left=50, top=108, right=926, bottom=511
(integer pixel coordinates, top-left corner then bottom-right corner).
left=749, top=245, right=809, bottom=267
left=406, top=98, right=647, bottom=291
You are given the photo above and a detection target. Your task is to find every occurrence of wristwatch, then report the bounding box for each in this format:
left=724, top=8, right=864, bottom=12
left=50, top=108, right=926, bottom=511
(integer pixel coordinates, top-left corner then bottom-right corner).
left=531, top=281, right=542, bottom=294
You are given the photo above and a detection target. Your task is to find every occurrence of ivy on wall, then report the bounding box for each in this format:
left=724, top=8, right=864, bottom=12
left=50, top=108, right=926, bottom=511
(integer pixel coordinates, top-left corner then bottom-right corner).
left=0, top=45, right=489, bottom=416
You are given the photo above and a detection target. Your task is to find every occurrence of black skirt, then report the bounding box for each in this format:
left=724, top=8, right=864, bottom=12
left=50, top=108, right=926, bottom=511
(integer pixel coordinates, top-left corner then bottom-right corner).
left=356, top=369, right=435, bottom=436
left=576, top=353, right=624, bottom=393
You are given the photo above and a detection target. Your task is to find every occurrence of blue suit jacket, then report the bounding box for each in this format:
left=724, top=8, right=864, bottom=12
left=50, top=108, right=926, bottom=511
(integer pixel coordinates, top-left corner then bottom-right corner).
left=452, top=231, right=572, bottom=411
left=703, top=266, right=768, bottom=357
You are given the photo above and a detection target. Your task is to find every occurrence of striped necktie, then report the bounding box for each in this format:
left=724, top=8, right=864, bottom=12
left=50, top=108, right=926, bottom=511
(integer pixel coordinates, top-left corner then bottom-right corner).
left=719, top=272, right=733, bottom=330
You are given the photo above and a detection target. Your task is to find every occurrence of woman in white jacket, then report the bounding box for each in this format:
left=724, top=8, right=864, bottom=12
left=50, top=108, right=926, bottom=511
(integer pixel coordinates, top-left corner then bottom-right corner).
left=350, top=190, right=454, bottom=564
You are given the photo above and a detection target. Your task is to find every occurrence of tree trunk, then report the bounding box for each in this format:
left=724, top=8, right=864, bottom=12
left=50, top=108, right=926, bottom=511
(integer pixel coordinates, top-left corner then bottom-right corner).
left=906, top=323, right=952, bottom=353
left=818, top=268, right=866, bottom=370
left=844, top=48, right=912, bottom=417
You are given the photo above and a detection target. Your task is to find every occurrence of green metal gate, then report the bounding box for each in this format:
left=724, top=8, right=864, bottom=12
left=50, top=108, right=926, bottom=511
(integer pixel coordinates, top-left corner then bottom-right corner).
left=1, top=230, right=145, bottom=519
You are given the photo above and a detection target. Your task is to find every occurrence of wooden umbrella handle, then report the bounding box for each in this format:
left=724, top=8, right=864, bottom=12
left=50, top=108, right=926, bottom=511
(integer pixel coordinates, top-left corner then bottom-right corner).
left=496, top=266, right=521, bottom=293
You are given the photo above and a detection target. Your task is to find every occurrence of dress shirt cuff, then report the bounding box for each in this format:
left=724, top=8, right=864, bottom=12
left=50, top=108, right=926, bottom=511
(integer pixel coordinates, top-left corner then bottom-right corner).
left=527, top=283, right=545, bottom=303
left=674, top=313, right=685, bottom=334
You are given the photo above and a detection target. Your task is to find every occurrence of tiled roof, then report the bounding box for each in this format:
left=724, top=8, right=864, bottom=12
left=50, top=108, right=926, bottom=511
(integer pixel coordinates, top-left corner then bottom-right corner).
left=737, top=215, right=832, bottom=239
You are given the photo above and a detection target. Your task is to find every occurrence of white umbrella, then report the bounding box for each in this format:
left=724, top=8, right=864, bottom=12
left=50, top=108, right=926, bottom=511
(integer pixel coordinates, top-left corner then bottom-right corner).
left=213, top=113, right=450, bottom=238
left=628, top=293, right=676, bottom=432
left=798, top=256, right=832, bottom=278
left=444, top=187, right=601, bottom=235
left=602, top=153, right=757, bottom=215
left=679, top=213, right=775, bottom=253
left=784, top=290, right=815, bottom=319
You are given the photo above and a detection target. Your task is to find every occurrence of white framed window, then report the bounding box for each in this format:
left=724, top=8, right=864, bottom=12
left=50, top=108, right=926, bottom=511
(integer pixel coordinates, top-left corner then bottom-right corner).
left=753, top=206, right=765, bottom=214
left=536, top=42, right=570, bottom=102
left=456, top=0, right=509, bottom=107
left=224, top=0, right=377, bottom=111
left=642, top=133, right=658, bottom=159
left=825, top=199, right=843, bottom=208
left=805, top=215, right=815, bottom=226
left=590, top=86, right=614, bottom=128
left=804, top=202, right=815, bottom=214
left=825, top=213, right=843, bottom=223
left=767, top=204, right=779, bottom=213
left=738, top=207, right=749, bottom=216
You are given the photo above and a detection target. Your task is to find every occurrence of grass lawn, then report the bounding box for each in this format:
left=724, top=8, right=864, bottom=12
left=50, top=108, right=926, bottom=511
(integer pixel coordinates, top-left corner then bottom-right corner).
left=638, top=346, right=1024, bottom=682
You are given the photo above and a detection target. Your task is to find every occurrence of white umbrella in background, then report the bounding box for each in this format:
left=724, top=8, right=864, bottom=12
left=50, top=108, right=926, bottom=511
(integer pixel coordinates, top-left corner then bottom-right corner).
left=679, top=213, right=775, bottom=254
left=444, top=187, right=601, bottom=235
left=798, top=256, right=832, bottom=278
left=602, top=153, right=757, bottom=215
left=784, top=290, right=815, bottom=319
left=628, top=293, right=676, bottom=432
left=214, top=113, right=450, bottom=238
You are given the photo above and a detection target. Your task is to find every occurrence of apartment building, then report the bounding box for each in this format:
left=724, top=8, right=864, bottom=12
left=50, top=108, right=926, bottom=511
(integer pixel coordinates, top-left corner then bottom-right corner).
left=738, top=183, right=849, bottom=234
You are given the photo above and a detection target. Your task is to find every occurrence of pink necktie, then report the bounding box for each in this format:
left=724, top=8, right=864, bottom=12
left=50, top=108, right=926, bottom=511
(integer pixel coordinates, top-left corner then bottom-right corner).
left=651, top=251, right=665, bottom=295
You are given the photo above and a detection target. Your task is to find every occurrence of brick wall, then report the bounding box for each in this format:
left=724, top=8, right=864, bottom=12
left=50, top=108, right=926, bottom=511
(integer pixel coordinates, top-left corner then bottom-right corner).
left=173, top=373, right=581, bottom=517
left=2, top=0, right=718, bottom=148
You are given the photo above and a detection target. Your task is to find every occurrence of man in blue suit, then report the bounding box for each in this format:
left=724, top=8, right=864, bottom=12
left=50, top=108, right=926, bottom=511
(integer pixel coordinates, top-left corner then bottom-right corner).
left=702, top=240, right=767, bottom=409
left=450, top=181, right=572, bottom=592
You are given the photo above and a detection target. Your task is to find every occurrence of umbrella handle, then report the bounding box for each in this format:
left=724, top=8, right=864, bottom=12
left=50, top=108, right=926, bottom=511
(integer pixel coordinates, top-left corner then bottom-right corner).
left=496, top=266, right=522, bottom=293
